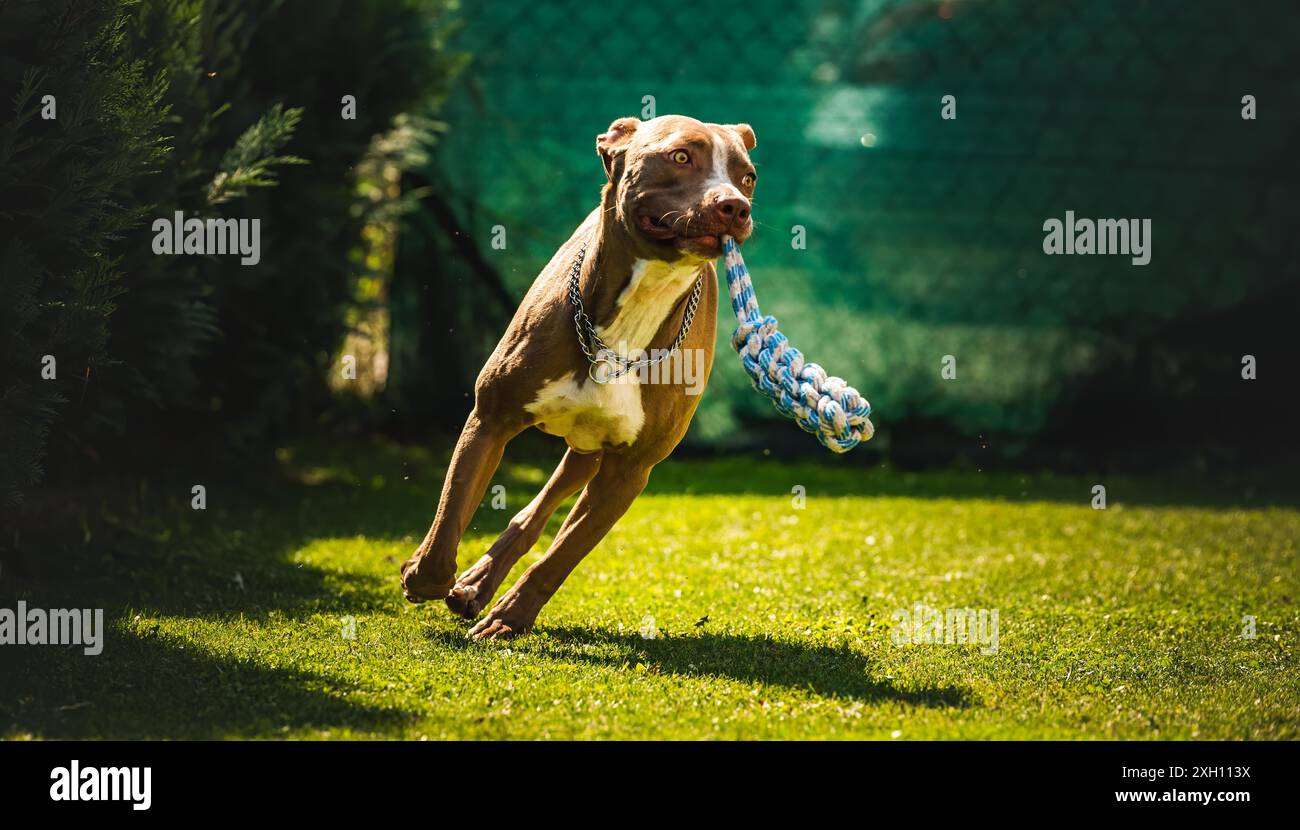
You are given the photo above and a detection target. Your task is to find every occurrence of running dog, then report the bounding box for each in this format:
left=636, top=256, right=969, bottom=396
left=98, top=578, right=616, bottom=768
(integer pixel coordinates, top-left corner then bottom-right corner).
left=399, top=114, right=757, bottom=639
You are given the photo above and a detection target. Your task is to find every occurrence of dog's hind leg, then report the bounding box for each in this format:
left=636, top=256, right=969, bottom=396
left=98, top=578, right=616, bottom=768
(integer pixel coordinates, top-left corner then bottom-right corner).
left=445, top=448, right=602, bottom=619
left=400, top=408, right=522, bottom=603
left=468, top=454, right=651, bottom=640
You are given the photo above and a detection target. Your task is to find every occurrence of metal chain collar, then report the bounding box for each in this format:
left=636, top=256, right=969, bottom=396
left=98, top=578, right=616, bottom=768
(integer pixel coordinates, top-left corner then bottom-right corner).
left=567, top=242, right=702, bottom=384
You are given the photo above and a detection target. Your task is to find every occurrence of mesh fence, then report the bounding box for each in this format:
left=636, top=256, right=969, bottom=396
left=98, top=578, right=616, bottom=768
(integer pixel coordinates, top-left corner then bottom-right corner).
left=426, top=0, right=1299, bottom=454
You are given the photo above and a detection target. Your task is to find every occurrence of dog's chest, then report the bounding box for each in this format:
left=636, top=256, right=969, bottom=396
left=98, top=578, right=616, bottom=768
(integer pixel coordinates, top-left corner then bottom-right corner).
left=593, top=259, right=700, bottom=352
left=525, top=258, right=700, bottom=451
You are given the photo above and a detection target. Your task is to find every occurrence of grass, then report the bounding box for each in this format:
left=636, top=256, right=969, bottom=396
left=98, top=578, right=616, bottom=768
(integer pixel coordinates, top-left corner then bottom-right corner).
left=2, top=438, right=1297, bottom=740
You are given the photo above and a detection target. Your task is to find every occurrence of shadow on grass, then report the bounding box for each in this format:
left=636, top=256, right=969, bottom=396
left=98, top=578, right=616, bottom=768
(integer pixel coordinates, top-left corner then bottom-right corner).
left=7, top=434, right=1288, bottom=738
left=643, top=457, right=1300, bottom=509
left=280, top=434, right=1300, bottom=510
left=23, top=430, right=1294, bottom=632
left=0, top=628, right=406, bottom=740
left=426, top=625, right=972, bottom=708
left=8, top=516, right=399, bottom=622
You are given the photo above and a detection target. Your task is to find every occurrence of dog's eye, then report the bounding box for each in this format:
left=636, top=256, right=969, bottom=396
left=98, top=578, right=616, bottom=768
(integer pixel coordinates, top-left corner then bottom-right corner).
left=742, top=173, right=756, bottom=188
left=670, top=150, right=690, bottom=165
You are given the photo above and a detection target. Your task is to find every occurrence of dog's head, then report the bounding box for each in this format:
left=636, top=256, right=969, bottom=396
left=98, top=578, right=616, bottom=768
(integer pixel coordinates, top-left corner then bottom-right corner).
left=597, top=114, right=757, bottom=260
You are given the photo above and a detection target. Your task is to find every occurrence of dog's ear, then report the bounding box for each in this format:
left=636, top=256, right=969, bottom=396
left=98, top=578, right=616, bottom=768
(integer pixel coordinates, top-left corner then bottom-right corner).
left=726, top=123, right=757, bottom=151
left=596, top=117, right=640, bottom=178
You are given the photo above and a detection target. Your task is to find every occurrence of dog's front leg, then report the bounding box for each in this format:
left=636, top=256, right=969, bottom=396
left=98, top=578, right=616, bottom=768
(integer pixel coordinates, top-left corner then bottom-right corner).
left=445, top=447, right=603, bottom=619
left=468, top=454, right=652, bottom=640
left=400, top=408, right=519, bottom=603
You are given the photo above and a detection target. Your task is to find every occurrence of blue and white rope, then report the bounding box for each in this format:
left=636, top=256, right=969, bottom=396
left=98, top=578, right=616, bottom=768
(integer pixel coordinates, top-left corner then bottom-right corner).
left=721, top=235, right=874, bottom=453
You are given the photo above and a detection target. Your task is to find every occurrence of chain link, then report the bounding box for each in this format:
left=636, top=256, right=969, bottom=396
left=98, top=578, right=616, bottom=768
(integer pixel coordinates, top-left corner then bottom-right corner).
left=567, top=242, right=702, bottom=383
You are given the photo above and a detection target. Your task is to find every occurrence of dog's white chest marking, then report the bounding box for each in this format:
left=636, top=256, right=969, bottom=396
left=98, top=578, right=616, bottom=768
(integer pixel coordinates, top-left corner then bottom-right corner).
left=595, top=258, right=701, bottom=354
left=526, top=374, right=645, bottom=452
left=526, top=258, right=701, bottom=451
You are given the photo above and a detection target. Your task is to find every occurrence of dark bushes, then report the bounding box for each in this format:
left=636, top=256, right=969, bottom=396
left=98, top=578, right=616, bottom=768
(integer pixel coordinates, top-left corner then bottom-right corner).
left=0, top=0, right=463, bottom=544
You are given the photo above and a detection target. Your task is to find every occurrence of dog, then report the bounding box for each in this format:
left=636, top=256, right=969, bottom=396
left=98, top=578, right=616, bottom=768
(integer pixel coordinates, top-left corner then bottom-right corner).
left=399, top=114, right=757, bottom=639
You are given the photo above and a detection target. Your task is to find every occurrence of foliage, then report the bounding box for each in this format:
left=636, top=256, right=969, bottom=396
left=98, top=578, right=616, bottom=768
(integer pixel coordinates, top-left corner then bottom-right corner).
left=0, top=0, right=170, bottom=520
left=207, top=103, right=308, bottom=204
left=0, top=0, right=464, bottom=545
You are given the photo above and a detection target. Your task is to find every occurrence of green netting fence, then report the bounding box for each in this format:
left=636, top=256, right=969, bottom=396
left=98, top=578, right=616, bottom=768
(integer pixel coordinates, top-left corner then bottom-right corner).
left=396, top=0, right=1299, bottom=458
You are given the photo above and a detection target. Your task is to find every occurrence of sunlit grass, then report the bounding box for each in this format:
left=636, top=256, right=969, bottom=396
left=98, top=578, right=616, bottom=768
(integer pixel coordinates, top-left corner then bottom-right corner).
left=3, top=443, right=1297, bottom=739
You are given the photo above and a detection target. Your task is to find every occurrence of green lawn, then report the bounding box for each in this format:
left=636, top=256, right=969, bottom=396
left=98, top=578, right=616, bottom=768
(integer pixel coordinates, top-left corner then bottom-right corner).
left=3, top=440, right=1297, bottom=740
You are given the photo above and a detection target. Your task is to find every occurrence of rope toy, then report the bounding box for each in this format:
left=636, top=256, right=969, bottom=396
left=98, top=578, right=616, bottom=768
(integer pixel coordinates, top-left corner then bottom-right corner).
left=721, top=235, right=874, bottom=453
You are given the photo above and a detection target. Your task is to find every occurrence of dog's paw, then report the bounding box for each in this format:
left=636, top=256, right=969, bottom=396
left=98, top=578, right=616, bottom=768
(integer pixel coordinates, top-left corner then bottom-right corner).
left=468, top=592, right=539, bottom=641
left=467, top=616, right=523, bottom=641
left=445, top=552, right=511, bottom=618
left=398, top=555, right=454, bottom=604
left=445, top=582, right=482, bottom=618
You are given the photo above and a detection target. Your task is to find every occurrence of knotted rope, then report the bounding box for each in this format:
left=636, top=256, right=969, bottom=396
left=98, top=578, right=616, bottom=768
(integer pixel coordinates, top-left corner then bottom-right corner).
left=721, top=235, right=874, bottom=453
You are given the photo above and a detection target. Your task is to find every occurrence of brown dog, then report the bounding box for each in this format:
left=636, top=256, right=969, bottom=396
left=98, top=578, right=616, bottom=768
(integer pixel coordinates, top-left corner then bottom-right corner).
left=399, top=114, right=757, bottom=639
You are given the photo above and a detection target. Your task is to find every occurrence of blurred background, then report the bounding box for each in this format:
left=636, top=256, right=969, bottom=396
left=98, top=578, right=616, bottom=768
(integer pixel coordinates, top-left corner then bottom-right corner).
left=2, top=0, right=1298, bottom=548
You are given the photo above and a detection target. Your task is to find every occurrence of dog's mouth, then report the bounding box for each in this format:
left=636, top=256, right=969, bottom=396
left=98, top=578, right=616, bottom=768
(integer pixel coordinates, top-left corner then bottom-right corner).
left=637, top=212, right=724, bottom=255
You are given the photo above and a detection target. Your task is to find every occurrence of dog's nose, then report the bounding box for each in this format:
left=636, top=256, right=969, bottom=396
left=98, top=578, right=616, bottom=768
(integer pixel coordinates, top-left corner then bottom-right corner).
left=714, top=196, right=751, bottom=229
